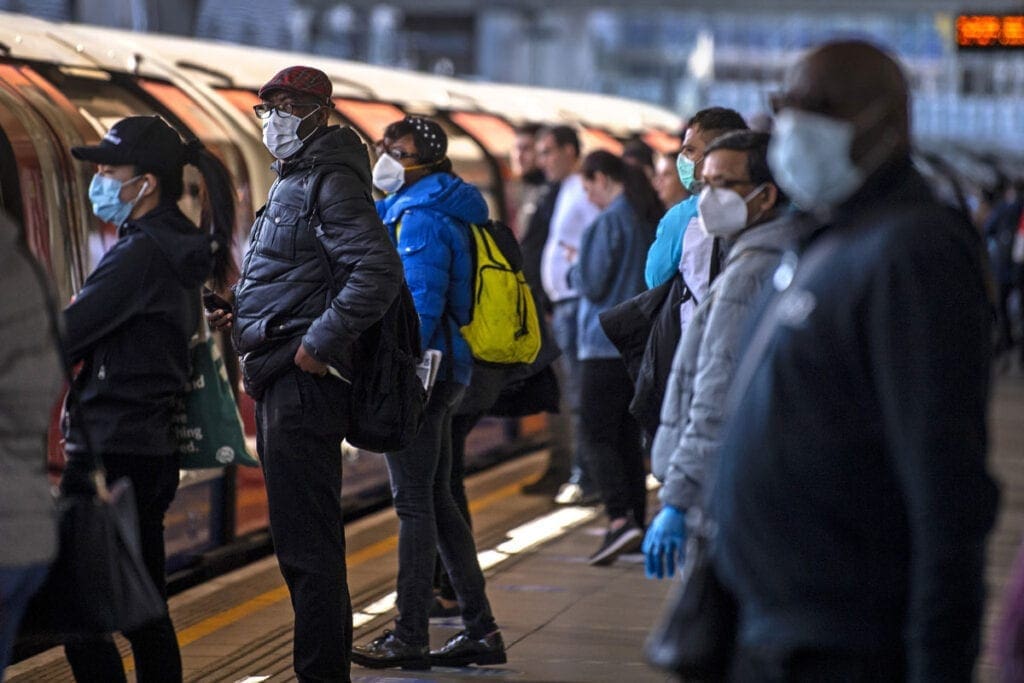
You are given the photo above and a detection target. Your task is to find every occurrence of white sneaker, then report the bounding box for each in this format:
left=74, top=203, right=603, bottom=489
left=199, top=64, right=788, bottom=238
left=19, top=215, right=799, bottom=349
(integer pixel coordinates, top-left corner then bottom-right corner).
left=554, top=482, right=583, bottom=505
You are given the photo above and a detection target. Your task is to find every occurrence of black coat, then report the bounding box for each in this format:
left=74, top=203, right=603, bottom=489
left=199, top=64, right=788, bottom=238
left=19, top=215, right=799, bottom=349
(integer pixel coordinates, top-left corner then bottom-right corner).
left=233, top=126, right=402, bottom=398
left=711, top=159, right=998, bottom=680
left=63, top=204, right=212, bottom=456
left=599, top=273, right=688, bottom=439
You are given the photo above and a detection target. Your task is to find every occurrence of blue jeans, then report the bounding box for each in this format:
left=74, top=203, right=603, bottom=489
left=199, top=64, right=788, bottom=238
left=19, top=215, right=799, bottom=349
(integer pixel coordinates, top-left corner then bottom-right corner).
left=0, top=563, right=50, bottom=678
left=385, top=381, right=498, bottom=646
left=550, top=298, right=595, bottom=490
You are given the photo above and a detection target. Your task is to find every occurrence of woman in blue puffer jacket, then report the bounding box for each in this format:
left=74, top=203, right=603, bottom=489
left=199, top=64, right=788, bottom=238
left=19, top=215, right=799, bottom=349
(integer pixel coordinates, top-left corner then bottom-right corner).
left=352, top=117, right=506, bottom=672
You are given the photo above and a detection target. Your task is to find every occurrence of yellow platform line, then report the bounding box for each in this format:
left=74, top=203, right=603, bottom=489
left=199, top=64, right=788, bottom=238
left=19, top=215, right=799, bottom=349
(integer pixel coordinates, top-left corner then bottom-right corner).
left=123, top=467, right=544, bottom=671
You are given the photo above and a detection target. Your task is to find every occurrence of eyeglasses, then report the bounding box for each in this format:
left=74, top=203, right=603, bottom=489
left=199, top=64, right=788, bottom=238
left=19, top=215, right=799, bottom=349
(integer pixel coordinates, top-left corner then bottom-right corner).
left=374, top=142, right=419, bottom=161
left=703, top=178, right=755, bottom=191
left=252, top=101, right=319, bottom=119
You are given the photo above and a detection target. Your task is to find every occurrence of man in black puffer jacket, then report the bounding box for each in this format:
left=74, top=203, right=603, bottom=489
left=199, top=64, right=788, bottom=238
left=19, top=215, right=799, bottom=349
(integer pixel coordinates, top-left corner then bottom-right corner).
left=213, top=66, right=401, bottom=683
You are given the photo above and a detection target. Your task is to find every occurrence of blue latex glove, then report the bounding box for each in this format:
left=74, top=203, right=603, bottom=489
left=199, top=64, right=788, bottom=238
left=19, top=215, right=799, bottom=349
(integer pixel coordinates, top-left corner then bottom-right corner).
left=642, top=505, right=687, bottom=579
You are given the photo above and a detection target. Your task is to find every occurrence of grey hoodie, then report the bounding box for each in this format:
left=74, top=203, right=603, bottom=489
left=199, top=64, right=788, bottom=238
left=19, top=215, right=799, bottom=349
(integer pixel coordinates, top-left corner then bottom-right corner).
left=652, top=211, right=815, bottom=511
left=0, top=214, right=62, bottom=566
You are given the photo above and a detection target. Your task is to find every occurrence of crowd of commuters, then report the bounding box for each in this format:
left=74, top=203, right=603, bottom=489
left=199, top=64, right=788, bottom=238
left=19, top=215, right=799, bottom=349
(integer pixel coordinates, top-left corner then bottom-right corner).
left=2, top=36, right=1020, bottom=683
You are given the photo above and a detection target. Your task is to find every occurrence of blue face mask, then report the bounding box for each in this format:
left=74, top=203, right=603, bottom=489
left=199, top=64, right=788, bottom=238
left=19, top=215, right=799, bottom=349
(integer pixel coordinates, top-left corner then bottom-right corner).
left=676, top=153, right=700, bottom=192
left=89, top=173, right=147, bottom=226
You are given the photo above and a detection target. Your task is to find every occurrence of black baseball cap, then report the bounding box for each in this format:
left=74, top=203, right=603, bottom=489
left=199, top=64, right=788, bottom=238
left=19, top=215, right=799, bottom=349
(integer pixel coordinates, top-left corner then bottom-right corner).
left=72, top=116, right=184, bottom=174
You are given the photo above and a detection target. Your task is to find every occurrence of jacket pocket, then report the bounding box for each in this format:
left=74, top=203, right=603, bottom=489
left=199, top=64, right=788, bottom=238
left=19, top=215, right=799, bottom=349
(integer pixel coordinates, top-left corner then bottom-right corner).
left=255, top=206, right=301, bottom=261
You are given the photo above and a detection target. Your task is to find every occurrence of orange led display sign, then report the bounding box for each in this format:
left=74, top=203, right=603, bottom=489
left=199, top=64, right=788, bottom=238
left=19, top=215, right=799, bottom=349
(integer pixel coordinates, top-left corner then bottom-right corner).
left=957, top=14, right=1024, bottom=49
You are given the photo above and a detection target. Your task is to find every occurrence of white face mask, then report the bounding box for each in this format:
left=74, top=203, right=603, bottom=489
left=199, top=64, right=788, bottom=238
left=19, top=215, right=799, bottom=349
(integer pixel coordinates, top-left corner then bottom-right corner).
left=697, top=183, right=768, bottom=237
left=767, top=109, right=863, bottom=211
left=262, top=107, right=320, bottom=160
left=372, top=154, right=407, bottom=194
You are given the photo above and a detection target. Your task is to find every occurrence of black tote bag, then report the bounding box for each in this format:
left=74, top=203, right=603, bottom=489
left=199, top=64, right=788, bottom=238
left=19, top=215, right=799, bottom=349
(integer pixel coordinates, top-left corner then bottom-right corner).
left=645, top=531, right=738, bottom=680
left=26, top=472, right=167, bottom=638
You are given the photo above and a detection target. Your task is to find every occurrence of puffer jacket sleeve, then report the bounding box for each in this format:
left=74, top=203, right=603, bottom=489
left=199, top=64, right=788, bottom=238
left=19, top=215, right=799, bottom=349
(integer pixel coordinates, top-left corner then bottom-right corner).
left=657, top=259, right=774, bottom=511
left=302, top=171, right=403, bottom=365
left=394, top=207, right=456, bottom=351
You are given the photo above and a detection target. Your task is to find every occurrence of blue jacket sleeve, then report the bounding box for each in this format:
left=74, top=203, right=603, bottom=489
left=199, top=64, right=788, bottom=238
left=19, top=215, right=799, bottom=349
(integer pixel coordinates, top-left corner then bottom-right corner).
left=645, top=201, right=693, bottom=289
left=395, top=208, right=452, bottom=351
left=573, top=212, right=623, bottom=303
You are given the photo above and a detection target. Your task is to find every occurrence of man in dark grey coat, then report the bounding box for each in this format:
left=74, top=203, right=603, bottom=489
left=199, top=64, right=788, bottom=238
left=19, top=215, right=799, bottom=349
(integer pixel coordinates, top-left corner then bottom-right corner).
left=0, top=212, right=62, bottom=678
left=211, top=66, right=402, bottom=683
left=712, top=42, right=997, bottom=681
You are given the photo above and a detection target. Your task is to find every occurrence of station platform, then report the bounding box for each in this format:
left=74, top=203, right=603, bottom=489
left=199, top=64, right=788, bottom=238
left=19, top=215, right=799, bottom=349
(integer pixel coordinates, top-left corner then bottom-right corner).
left=7, top=362, right=1024, bottom=683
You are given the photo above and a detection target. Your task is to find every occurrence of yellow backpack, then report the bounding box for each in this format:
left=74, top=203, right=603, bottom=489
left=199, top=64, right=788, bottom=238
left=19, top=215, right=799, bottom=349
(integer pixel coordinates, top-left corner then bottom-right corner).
left=460, top=220, right=541, bottom=365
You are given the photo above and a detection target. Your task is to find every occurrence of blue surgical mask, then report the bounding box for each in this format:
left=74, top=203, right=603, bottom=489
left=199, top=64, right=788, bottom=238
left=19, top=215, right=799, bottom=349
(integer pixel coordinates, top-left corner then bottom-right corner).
left=768, top=109, right=864, bottom=211
left=88, top=174, right=148, bottom=226
left=676, top=153, right=700, bottom=192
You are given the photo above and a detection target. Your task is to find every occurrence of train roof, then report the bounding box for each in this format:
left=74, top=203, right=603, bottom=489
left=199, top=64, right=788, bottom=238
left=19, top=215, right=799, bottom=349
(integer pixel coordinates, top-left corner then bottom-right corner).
left=0, top=13, right=681, bottom=138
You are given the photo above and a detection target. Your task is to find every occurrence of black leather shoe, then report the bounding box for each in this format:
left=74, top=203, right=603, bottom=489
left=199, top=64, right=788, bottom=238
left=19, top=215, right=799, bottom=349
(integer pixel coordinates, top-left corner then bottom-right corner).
left=351, top=630, right=430, bottom=670
left=429, top=630, right=507, bottom=667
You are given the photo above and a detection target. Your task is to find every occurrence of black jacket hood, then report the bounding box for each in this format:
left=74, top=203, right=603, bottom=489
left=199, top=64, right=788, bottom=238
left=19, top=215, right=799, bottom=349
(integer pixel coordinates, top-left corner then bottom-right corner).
left=124, top=204, right=213, bottom=288
left=274, top=125, right=372, bottom=187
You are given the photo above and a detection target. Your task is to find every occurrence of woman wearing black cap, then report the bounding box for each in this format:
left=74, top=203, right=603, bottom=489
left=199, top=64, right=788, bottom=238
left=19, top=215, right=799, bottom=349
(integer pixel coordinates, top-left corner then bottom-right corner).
left=351, top=116, right=506, bottom=671
left=61, top=115, right=234, bottom=683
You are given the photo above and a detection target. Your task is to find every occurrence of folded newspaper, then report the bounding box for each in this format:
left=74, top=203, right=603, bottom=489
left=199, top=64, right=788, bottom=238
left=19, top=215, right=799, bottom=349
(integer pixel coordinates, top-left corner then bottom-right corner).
left=417, top=349, right=442, bottom=395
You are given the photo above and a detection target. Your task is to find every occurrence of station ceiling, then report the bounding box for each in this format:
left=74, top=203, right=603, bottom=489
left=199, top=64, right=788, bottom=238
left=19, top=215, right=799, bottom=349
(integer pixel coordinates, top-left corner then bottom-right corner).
left=309, top=0, right=1024, bottom=12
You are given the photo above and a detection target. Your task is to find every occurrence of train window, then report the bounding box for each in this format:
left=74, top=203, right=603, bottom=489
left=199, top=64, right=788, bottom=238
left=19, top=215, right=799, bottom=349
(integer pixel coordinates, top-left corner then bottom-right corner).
left=448, top=112, right=516, bottom=158
left=644, top=129, right=682, bottom=154
left=0, top=64, right=90, bottom=302
left=434, top=117, right=502, bottom=221
left=140, top=79, right=256, bottom=246
left=580, top=127, right=624, bottom=155
left=332, top=98, right=406, bottom=142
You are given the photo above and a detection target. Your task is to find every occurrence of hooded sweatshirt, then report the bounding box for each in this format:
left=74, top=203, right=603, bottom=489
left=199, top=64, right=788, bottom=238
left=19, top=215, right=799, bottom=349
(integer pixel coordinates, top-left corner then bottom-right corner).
left=63, top=203, right=213, bottom=457
left=377, top=172, right=487, bottom=386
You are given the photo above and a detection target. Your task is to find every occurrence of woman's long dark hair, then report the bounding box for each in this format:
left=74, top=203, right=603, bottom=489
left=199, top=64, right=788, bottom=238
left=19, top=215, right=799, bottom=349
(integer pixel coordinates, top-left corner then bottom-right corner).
left=140, top=139, right=236, bottom=291
left=582, top=149, right=664, bottom=226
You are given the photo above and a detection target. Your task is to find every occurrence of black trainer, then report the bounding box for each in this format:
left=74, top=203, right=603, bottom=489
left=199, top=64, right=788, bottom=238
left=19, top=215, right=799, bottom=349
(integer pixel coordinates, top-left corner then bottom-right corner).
left=351, top=629, right=430, bottom=670
left=429, top=630, right=507, bottom=667
left=588, top=519, right=643, bottom=566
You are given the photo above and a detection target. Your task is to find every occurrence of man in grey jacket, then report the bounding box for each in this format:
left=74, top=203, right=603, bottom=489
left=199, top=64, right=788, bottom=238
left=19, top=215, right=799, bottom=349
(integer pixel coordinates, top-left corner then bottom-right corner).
left=643, top=131, right=813, bottom=579
left=0, top=212, right=63, bottom=677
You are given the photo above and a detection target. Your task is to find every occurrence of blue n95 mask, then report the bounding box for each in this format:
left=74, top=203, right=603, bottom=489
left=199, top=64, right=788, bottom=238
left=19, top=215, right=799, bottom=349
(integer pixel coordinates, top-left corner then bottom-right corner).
left=89, top=174, right=147, bottom=226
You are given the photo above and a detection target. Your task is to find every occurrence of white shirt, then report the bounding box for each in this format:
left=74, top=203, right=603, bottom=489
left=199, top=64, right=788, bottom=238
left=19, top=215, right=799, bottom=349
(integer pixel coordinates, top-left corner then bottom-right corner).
left=541, top=174, right=600, bottom=303
left=678, top=215, right=715, bottom=336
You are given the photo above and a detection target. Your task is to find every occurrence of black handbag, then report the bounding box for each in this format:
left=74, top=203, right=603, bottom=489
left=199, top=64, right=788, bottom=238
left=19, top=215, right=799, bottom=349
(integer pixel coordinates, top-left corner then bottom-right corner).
left=645, top=528, right=738, bottom=680
left=40, top=474, right=167, bottom=636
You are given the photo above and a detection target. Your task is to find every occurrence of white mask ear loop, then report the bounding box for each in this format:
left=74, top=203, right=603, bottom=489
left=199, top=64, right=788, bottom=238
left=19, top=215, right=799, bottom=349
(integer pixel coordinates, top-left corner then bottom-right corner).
left=743, top=182, right=770, bottom=226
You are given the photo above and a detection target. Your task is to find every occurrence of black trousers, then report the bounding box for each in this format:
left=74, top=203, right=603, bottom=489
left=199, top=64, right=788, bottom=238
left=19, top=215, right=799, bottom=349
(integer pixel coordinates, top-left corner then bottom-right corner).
left=257, top=368, right=353, bottom=683
left=64, top=452, right=181, bottom=683
left=579, top=358, right=646, bottom=528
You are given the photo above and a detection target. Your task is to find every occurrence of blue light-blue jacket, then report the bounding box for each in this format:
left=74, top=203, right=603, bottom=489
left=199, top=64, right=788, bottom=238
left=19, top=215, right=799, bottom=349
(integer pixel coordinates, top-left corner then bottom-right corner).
left=644, top=195, right=698, bottom=288
left=571, top=194, right=656, bottom=360
left=377, top=172, right=485, bottom=386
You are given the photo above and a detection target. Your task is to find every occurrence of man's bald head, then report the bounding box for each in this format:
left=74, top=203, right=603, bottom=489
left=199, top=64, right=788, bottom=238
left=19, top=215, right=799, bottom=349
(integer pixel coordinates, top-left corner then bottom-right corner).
left=776, top=40, right=910, bottom=158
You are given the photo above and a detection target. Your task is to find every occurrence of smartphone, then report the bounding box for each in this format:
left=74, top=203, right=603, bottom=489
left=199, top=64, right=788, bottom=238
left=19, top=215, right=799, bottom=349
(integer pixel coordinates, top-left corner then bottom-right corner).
left=202, top=288, right=233, bottom=314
